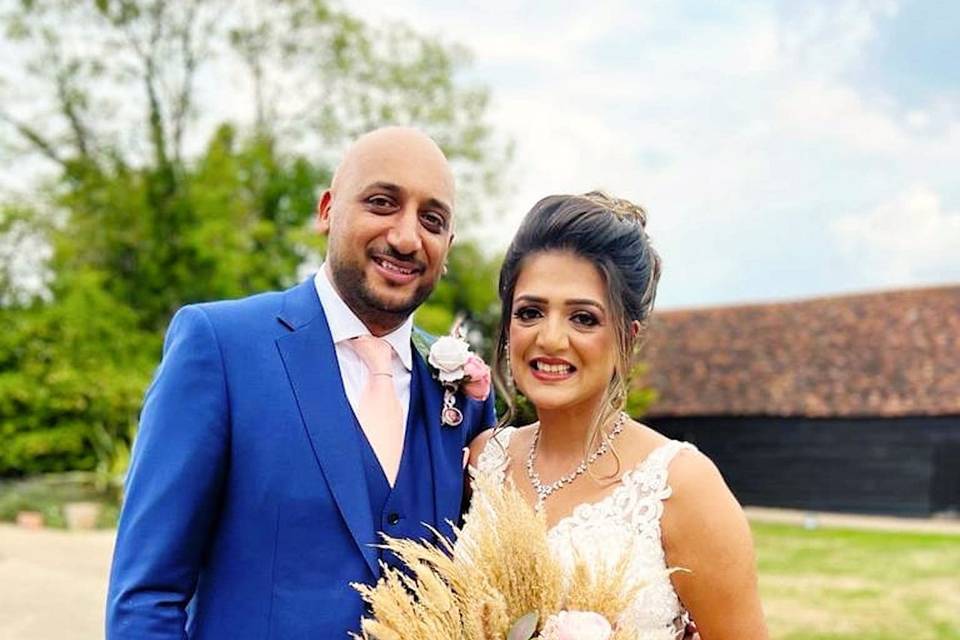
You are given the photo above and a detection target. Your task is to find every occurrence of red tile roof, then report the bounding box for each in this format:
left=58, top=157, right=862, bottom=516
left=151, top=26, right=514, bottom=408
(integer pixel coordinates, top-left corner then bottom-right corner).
left=640, top=285, right=960, bottom=418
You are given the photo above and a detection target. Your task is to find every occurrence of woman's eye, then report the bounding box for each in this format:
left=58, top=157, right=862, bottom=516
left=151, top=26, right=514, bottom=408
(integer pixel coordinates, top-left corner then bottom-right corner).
left=572, top=312, right=599, bottom=327
left=513, top=306, right=542, bottom=322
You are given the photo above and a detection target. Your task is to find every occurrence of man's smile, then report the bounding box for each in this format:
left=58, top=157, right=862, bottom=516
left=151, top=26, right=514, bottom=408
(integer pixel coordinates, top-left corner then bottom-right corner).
left=371, top=253, right=423, bottom=285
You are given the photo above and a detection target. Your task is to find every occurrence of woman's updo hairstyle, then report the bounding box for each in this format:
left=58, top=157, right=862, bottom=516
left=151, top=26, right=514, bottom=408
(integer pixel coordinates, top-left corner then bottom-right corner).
left=492, top=192, right=663, bottom=444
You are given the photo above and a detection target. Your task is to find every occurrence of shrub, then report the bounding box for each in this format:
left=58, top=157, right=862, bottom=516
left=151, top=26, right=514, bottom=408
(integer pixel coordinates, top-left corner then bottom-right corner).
left=0, top=271, right=157, bottom=476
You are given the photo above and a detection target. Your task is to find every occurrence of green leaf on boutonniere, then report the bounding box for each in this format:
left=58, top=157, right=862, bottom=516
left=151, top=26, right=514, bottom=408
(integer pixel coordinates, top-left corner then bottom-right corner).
left=412, top=326, right=438, bottom=362
left=507, top=611, right=539, bottom=640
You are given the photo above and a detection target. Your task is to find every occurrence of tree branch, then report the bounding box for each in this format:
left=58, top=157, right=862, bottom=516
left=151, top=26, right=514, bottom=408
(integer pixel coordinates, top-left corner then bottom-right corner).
left=142, top=2, right=170, bottom=172
left=53, top=68, right=91, bottom=160
left=170, top=0, right=200, bottom=165
left=0, top=111, right=67, bottom=168
left=116, top=4, right=171, bottom=172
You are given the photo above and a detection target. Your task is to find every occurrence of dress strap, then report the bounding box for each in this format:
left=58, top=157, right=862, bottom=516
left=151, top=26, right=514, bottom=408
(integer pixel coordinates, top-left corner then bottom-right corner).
left=650, top=440, right=697, bottom=470
left=471, top=426, right=516, bottom=486
left=637, top=440, right=697, bottom=494
left=623, top=440, right=697, bottom=504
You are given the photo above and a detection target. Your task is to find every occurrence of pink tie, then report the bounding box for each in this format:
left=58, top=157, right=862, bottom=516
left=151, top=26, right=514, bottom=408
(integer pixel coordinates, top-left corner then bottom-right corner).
left=351, top=336, right=405, bottom=486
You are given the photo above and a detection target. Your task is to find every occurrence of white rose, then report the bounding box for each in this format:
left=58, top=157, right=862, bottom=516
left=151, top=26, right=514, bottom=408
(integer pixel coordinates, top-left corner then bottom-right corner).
left=539, top=611, right=613, bottom=640
left=428, top=336, right=473, bottom=382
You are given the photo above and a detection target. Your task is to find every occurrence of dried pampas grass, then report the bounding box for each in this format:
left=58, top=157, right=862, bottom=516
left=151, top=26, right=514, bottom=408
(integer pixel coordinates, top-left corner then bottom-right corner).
left=352, top=472, right=647, bottom=640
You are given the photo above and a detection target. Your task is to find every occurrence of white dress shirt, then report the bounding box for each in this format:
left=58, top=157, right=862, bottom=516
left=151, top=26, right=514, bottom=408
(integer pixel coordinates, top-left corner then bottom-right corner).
left=313, top=265, right=413, bottom=427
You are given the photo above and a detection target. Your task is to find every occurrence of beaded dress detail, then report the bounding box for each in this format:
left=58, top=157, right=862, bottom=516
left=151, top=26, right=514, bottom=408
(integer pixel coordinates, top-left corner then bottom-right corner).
left=472, top=427, right=696, bottom=640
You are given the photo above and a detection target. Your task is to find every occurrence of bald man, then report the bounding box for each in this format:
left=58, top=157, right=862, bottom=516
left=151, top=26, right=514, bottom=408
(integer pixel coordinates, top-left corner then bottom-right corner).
left=106, top=128, right=497, bottom=639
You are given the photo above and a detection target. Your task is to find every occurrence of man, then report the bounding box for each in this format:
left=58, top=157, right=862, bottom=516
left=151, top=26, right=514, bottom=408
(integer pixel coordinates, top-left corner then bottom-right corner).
left=106, top=127, right=496, bottom=638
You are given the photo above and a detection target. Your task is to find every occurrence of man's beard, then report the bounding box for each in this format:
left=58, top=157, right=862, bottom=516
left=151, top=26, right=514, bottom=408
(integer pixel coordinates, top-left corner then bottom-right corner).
left=330, top=255, right=435, bottom=324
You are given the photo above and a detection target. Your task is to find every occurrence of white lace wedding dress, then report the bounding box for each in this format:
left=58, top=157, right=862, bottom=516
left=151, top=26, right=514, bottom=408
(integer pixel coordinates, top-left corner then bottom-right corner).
left=471, top=427, right=696, bottom=640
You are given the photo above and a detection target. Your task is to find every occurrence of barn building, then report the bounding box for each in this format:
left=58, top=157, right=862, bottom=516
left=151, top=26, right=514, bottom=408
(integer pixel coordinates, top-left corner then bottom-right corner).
left=642, top=285, right=960, bottom=517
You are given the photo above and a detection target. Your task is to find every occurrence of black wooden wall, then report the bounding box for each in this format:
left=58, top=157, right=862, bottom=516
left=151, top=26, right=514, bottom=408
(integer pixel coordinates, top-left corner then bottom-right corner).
left=648, top=415, right=960, bottom=517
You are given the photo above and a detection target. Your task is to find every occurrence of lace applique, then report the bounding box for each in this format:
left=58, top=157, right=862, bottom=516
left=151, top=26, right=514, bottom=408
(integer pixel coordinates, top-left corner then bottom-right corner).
left=472, top=426, right=516, bottom=485
left=472, top=428, right=696, bottom=638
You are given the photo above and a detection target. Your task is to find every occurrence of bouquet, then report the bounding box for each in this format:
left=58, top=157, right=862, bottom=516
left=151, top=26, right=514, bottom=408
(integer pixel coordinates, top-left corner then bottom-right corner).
left=352, top=472, right=651, bottom=640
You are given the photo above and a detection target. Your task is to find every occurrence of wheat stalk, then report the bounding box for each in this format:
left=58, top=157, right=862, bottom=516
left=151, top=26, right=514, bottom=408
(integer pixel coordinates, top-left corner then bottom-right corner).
left=353, top=472, right=649, bottom=640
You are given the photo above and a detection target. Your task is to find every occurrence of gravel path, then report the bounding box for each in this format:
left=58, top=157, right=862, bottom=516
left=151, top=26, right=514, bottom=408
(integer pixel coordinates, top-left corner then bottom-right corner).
left=744, top=507, right=960, bottom=535
left=0, top=525, right=114, bottom=640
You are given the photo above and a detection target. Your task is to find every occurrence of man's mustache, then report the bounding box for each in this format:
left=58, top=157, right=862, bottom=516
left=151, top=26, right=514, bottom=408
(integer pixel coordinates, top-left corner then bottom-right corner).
left=368, top=247, right=427, bottom=273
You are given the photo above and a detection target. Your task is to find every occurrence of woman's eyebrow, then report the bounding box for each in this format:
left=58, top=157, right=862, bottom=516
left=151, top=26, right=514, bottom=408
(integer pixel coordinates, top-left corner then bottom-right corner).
left=565, top=298, right=604, bottom=309
left=514, top=294, right=604, bottom=310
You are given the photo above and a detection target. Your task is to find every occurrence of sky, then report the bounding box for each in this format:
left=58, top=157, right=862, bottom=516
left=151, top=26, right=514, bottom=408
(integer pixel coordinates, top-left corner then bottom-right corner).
left=346, top=0, right=960, bottom=309
left=2, top=1, right=957, bottom=310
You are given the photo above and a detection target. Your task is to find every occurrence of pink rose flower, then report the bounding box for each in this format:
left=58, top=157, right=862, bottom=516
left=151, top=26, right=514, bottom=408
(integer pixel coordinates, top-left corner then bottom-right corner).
left=539, top=611, right=613, bottom=640
left=461, top=355, right=491, bottom=401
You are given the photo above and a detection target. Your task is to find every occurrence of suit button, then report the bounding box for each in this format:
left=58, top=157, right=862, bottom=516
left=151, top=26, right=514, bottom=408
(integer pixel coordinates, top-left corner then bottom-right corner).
left=387, top=513, right=401, bottom=525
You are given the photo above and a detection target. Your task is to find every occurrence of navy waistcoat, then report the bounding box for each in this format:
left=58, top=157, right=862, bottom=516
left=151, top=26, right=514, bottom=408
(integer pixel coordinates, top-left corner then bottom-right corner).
left=356, top=357, right=437, bottom=571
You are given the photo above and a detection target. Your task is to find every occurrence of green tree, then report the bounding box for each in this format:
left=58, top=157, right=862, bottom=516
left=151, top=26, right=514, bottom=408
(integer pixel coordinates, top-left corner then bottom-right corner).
left=416, top=242, right=502, bottom=351
left=0, top=270, right=156, bottom=476
left=0, top=0, right=509, bottom=477
left=1, top=0, right=508, bottom=326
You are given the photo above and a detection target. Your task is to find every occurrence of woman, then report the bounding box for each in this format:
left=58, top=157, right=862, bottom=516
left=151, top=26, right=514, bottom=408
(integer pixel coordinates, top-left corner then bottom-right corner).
left=468, top=192, right=768, bottom=639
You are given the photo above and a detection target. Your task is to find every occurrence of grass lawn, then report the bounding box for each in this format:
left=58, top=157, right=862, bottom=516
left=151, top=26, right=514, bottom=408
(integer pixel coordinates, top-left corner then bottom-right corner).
left=753, top=522, right=960, bottom=639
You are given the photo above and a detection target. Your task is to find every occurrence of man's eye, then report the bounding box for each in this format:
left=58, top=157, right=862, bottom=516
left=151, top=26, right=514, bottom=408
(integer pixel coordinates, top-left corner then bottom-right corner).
left=513, top=307, right=542, bottom=321
left=368, top=196, right=394, bottom=209
left=421, top=212, right=446, bottom=232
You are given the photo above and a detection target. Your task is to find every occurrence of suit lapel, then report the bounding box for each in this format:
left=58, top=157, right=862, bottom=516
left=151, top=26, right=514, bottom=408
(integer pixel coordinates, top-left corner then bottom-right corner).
left=415, top=352, right=463, bottom=540
left=275, top=280, right=379, bottom=576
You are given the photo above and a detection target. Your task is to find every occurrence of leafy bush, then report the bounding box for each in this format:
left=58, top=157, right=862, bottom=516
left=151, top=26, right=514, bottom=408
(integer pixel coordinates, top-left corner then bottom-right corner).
left=0, top=271, right=157, bottom=476
left=0, top=474, right=119, bottom=528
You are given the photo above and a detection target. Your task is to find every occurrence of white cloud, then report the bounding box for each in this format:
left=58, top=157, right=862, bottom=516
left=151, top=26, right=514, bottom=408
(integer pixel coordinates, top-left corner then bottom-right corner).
left=8, top=0, right=956, bottom=307
left=776, top=0, right=899, bottom=76
left=352, top=0, right=960, bottom=307
left=773, top=80, right=910, bottom=152
left=832, top=187, right=960, bottom=284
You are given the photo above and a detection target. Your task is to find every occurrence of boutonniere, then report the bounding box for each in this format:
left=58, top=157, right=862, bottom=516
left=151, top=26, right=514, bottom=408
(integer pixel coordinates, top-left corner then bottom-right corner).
left=416, top=322, right=491, bottom=427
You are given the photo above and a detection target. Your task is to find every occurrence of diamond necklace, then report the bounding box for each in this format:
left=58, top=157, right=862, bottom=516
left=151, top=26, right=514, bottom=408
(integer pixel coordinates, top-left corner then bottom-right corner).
left=525, top=412, right=628, bottom=509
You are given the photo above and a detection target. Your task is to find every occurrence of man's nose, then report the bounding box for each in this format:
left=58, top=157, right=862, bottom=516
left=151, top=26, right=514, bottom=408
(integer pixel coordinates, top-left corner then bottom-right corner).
left=386, top=206, right=423, bottom=256
left=535, top=315, right=569, bottom=352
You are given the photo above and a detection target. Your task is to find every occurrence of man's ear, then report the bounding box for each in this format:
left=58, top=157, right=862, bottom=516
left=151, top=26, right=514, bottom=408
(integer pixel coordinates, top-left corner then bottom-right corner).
left=315, top=190, right=333, bottom=234
left=631, top=320, right=642, bottom=338
left=440, top=231, right=455, bottom=275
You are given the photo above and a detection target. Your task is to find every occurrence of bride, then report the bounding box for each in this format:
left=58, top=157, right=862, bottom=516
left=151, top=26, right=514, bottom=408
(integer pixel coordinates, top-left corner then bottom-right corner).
left=467, top=192, right=768, bottom=639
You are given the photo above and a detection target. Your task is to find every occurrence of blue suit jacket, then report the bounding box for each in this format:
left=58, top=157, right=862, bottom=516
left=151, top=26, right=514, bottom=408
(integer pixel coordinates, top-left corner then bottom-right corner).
left=106, top=278, right=496, bottom=639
